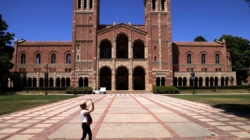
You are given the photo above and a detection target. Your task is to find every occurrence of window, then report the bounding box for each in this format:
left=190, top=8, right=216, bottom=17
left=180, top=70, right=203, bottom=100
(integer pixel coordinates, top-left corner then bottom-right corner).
left=154, top=56, right=157, bottom=61
left=215, top=54, right=220, bottom=64
left=77, top=45, right=80, bottom=50
left=187, top=54, right=191, bottom=64
left=36, top=54, right=41, bottom=64
left=201, top=54, right=206, bottom=64
left=51, top=53, right=56, bottom=64
left=152, top=0, right=156, bottom=10
left=78, top=0, right=81, bottom=9
left=202, top=68, right=207, bottom=72
left=90, top=0, right=93, bottom=9
left=154, top=46, right=156, bottom=50
left=84, top=0, right=87, bottom=8
left=65, top=68, right=72, bottom=72
left=49, top=68, right=56, bottom=72
left=66, top=54, right=71, bottom=64
left=173, top=54, right=177, bottom=64
left=161, top=0, right=165, bottom=10
left=19, top=68, right=26, bottom=72
left=77, top=55, right=80, bottom=60
left=90, top=17, right=92, bottom=21
left=34, top=68, right=41, bottom=72
left=89, top=30, right=91, bottom=35
left=216, top=68, right=221, bottom=72
left=21, top=54, right=26, bottom=64
left=173, top=68, right=179, bottom=72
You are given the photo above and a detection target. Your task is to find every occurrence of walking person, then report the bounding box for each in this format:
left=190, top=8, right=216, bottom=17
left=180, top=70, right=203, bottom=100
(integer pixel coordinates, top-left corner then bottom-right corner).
left=80, top=99, right=94, bottom=140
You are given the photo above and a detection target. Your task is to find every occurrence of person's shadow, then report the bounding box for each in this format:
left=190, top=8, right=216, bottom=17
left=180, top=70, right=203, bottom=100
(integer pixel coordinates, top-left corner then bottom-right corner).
left=213, top=104, right=250, bottom=118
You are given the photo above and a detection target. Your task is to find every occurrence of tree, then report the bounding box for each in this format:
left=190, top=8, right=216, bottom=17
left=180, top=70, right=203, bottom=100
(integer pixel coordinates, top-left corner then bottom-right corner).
left=194, top=36, right=207, bottom=42
left=0, top=14, right=15, bottom=91
left=216, top=35, right=250, bottom=85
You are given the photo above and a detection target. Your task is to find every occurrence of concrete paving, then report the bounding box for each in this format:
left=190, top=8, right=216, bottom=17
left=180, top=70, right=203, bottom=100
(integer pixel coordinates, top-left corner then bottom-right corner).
left=0, top=94, right=250, bottom=140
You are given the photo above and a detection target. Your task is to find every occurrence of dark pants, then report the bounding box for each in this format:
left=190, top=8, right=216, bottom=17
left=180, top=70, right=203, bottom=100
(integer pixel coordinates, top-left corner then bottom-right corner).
left=81, top=123, right=92, bottom=140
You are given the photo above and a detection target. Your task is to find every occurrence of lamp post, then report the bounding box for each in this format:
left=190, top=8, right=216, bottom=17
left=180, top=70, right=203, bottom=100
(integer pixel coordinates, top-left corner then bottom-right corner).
left=45, top=64, right=49, bottom=95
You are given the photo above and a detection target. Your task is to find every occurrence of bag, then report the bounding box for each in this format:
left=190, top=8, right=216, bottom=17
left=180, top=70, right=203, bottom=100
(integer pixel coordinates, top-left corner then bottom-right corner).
left=86, top=113, right=92, bottom=126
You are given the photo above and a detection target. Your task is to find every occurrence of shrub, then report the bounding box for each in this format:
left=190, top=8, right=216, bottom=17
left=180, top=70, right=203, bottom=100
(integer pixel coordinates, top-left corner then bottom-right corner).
left=153, top=86, right=179, bottom=94
left=66, top=87, right=93, bottom=94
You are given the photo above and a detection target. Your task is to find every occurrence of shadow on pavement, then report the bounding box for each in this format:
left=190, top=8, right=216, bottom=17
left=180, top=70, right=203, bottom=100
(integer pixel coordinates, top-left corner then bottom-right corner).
left=213, top=104, right=250, bottom=118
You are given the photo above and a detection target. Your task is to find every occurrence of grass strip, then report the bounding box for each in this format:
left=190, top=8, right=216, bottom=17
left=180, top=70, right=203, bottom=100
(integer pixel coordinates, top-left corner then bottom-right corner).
left=0, top=95, right=77, bottom=116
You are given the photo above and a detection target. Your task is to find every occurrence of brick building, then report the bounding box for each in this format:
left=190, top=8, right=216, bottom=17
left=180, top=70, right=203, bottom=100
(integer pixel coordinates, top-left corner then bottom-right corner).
left=8, top=0, right=236, bottom=92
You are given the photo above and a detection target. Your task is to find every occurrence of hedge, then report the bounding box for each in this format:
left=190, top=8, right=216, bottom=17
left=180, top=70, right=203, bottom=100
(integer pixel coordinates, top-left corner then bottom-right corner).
left=153, top=86, right=179, bottom=94
left=176, top=85, right=250, bottom=90
left=66, top=87, right=93, bottom=94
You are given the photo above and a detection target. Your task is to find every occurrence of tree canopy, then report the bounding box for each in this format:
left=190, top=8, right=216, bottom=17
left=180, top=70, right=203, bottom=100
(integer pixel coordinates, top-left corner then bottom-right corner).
left=216, top=35, right=250, bottom=85
left=0, top=14, right=15, bottom=89
left=194, top=36, right=207, bottom=42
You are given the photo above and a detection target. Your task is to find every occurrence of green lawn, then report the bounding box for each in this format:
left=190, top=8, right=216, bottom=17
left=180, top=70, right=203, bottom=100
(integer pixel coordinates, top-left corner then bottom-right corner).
left=167, top=94, right=250, bottom=115
left=0, top=95, right=77, bottom=116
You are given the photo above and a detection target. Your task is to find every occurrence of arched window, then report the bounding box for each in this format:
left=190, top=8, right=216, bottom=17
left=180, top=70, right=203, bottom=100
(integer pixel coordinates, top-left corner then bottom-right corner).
left=215, top=54, right=220, bottom=64
left=51, top=53, right=56, bottom=64
left=78, top=0, right=81, bottom=9
left=161, top=0, right=165, bottom=10
left=201, top=54, right=206, bottom=64
left=187, top=54, right=191, bottom=64
left=89, top=0, right=93, bottom=9
left=36, top=54, right=41, bottom=64
left=152, top=0, right=156, bottom=10
left=66, top=54, right=71, bottom=64
left=84, top=0, right=87, bottom=8
left=154, top=56, right=157, bottom=61
left=173, top=54, right=177, bottom=64
left=21, top=54, right=26, bottom=64
left=154, top=46, right=156, bottom=50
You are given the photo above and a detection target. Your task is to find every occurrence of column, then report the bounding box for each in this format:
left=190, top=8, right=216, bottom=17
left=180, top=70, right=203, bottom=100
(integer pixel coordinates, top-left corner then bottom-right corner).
left=129, top=73, right=132, bottom=91
left=128, top=40, right=132, bottom=58
left=202, top=78, right=205, bottom=87
left=187, top=78, right=190, bottom=87
left=176, top=79, right=179, bottom=86
left=112, top=73, right=116, bottom=91
left=60, top=79, right=62, bottom=87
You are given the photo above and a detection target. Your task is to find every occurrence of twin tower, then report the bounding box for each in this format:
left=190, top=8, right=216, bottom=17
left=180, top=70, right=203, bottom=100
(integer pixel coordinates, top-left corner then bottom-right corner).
left=71, top=0, right=172, bottom=91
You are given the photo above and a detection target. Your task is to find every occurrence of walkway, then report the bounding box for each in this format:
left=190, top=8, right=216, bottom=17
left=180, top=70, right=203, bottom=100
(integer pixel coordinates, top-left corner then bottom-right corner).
left=0, top=94, right=250, bottom=140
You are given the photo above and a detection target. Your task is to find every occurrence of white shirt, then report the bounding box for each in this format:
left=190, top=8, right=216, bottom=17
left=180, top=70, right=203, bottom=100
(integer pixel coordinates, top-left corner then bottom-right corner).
left=80, top=109, right=87, bottom=123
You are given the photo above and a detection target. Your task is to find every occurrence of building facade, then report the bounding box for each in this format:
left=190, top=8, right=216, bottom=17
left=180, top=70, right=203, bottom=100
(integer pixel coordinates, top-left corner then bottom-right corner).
left=8, top=0, right=236, bottom=92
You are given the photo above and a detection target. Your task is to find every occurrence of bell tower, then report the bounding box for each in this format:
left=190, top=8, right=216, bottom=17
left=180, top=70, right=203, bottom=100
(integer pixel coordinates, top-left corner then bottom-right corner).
left=71, top=0, right=100, bottom=88
left=145, top=0, right=173, bottom=86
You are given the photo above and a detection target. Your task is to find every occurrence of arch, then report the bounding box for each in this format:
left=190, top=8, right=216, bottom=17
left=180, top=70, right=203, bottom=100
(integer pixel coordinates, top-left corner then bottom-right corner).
left=66, top=78, right=71, bottom=87
left=178, top=77, right=183, bottom=86
left=215, top=77, right=219, bottom=86
left=116, top=66, right=129, bottom=90
left=161, top=0, right=166, bottom=10
left=210, top=77, right=214, bottom=86
left=201, top=53, right=206, bottom=64
left=61, top=78, right=66, bottom=87
left=225, top=77, right=229, bottom=86
left=205, top=77, right=209, bottom=86
left=56, top=78, right=60, bottom=87
left=49, top=78, right=54, bottom=87
left=230, top=77, right=234, bottom=86
left=161, top=77, right=166, bottom=86
left=33, top=78, right=37, bottom=87
left=21, top=53, right=26, bottom=64
left=221, top=77, right=225, bottom=86
left=116, top=33, right=129, bottom=58
left=133, top=40, right=145, bottom=59
left=194, top=77, right=198, bottom=86
left=45, top=77, right=48, bottom=87
left=78, top=0, right=81, bottom=9
left=189, top=77, right=194, bottom=86
left=66, top=53, right=71, bottom=64
left=100, top=67, right=111, bottom=90
left=36, top=53, right=41, bottom=64
left=215, top=54, right=220, bottom=64
left=152, top=0, right=156, bottom=10
left=133, top=67, right=145, bottom=90
left=173, top=77, right=177, bottom=86
left=100, top=40, right=112, bottom=58
left=187, top=53, right=192, bottom=64
left=79, top=77, right=84, bottom=87
left=51, top=53, right=56, bottom=64
left=84, top=78, right=89, bottom=87
left=199, top=77, right=203, bottom=86
left=183, top=77, right=187, bottom=86
left=156, top=77, right=160, bottom=86
left=28, top=78, right=32, bottom=87
left=39, top=78, right=44, bottom=87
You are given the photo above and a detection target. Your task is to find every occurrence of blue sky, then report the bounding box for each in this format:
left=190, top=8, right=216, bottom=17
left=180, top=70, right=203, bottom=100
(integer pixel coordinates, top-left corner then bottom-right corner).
left=0, top=0, right=250, bottom=43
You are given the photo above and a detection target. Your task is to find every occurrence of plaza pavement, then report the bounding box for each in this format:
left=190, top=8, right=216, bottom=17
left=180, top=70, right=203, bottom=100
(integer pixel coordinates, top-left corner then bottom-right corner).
left=0, top=94, right=250, bottom=140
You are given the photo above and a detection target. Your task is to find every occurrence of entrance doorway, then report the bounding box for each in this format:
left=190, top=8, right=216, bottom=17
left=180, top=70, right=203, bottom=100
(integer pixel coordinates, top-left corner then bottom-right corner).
left=116, top=67, right=128, bottom=90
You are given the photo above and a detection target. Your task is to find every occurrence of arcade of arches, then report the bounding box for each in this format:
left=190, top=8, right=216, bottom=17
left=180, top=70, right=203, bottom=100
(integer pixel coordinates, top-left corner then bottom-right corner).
left=173, top=77, right=234, bottom=86
left=99, top=66, right=145, bottom=90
